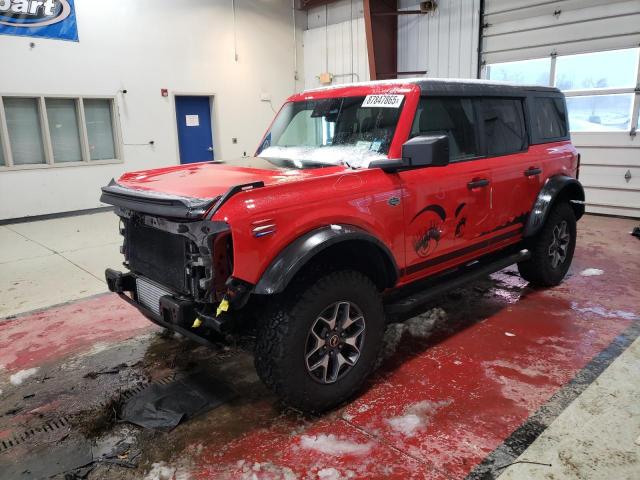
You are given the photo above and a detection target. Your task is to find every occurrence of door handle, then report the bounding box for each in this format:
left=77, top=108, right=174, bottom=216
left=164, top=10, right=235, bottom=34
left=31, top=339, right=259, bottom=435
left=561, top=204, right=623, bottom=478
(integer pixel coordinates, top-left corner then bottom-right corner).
left=467, top=178, right=490, bottom=189
left=524, top=167, right=542, bottom=177
left=208, top=146, right=214, bottom=152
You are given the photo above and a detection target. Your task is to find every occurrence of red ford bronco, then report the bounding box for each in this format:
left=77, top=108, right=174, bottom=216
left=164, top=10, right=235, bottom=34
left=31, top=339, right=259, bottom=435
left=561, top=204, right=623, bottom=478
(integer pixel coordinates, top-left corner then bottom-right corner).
left=102, top=79, right=584, bottom=412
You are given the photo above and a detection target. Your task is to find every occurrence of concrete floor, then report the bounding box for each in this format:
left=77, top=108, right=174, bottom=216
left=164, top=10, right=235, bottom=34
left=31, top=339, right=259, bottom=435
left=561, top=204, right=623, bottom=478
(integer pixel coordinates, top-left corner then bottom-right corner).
left=0, top=212, right=638, bottom=479
left=0, top=212, right=122, bottom=317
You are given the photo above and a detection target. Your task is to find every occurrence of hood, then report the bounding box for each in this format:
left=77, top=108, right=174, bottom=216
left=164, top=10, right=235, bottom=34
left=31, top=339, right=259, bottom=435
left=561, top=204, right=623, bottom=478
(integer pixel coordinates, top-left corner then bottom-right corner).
left=116, top=157, right=344, bottom=199
left=100, top=158, right=346, bottom=219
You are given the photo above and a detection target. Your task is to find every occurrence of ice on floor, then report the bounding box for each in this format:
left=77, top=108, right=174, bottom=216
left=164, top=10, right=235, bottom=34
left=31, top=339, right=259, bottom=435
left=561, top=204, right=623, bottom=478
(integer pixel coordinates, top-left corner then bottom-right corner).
left=299, top=434, right=372, bottom=455
left=386, top=399, right=452, bottom=437
left=580, top=268, right=604, bottom=276
left=9, top=367, right=39, bottom=385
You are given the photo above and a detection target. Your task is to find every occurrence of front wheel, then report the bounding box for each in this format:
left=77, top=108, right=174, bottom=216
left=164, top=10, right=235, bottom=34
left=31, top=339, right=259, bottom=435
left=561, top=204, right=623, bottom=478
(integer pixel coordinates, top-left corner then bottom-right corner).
left=518, top=202, right=577, bottom=287
left=254, top=270, right=385, bottom=413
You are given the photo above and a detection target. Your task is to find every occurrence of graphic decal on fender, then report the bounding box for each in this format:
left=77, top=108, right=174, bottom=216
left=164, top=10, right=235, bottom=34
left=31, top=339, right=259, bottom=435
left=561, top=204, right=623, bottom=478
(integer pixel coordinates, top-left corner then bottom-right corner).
left=410, top=204, right=446, bottom=224
left=0, top=0, right=78, bottom=41
left=454, top=202, right=467, bottom=238
left=410, top=204, right=446, bottom=258
left=410, top=202, right=470, bottom=258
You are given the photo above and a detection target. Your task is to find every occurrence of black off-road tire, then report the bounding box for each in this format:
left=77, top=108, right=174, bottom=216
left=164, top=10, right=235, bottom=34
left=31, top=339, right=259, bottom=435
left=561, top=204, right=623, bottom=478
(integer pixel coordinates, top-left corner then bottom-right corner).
left=518, top=202, right=577, bottom=287
left=254, top=270, right=385, bottom=413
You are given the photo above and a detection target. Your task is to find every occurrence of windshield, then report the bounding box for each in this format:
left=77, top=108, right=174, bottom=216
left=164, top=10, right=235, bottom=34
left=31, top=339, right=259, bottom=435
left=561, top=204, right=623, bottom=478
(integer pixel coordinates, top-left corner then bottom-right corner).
left=256, top=95, right=405, bottom=168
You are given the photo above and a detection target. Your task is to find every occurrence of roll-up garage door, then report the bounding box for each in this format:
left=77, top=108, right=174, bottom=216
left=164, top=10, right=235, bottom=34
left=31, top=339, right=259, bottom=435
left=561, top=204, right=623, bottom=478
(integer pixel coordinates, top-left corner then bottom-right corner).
left=480, top=0, right=640, bottom=218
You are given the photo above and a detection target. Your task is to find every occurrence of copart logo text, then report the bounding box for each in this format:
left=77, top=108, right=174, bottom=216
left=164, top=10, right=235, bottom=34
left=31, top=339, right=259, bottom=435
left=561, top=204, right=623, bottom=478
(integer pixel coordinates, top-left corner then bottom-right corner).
left=0, top=0, right=71, bottom=27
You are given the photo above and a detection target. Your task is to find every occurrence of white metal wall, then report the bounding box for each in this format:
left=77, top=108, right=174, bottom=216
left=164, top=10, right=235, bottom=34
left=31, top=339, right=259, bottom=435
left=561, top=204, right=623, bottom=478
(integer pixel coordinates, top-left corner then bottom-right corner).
left=482, top=0, right=640, bottom=218
left=397, top=0, right=481, bottom=79
left=0, top=0, right=304, bottom=220
left=482, top=0, right=640, bottom=64
left=303, top=0, right=370, bottom=89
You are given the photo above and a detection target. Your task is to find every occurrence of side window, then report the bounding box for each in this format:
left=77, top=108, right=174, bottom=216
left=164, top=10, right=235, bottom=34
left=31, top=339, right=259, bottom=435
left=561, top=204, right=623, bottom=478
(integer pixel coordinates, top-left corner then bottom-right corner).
left=532, top=97, right=568, bottom=141
left=482, top=98, right=527, bottom=156
left=411, top=97, right=480, bottom=161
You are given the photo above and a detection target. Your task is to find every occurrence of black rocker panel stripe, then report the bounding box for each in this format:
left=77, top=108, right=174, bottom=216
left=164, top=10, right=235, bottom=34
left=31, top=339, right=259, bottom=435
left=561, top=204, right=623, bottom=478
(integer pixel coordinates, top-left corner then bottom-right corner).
left=403, top=228, right=522, bottom=276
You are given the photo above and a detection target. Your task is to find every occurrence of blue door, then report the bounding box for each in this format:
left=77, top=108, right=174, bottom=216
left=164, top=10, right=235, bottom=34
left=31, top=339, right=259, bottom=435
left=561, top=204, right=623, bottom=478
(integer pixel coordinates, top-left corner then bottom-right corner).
left=175, top=96, right=214, bottom=164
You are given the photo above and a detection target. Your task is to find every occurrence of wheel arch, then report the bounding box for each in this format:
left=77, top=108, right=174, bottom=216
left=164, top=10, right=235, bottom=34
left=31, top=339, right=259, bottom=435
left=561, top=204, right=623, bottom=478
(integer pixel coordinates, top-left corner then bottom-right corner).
left=253, top=225, right=400, bottom=294
left=524, top=175, right=585, bottom=238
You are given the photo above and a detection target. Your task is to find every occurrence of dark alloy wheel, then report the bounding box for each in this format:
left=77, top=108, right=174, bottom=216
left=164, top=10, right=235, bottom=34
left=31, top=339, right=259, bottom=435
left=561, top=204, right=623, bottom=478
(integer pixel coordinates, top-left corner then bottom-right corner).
left=518, top=202, right=577, bottom=287
left=548, top=220, right=571, bottom=269
left=305, top=301, right=366, bottom=384
left=254, top=270, right=385, bottom=413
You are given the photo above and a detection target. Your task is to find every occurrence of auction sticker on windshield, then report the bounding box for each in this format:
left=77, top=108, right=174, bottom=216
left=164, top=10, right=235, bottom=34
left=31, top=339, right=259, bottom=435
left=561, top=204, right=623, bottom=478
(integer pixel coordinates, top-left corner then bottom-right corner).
left=362, top=94, right=404, bottom=108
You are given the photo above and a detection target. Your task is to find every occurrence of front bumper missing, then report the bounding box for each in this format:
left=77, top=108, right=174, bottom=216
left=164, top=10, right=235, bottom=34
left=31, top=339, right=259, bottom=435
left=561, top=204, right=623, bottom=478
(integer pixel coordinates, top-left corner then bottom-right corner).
left=105, top=268, right=230, bottom=339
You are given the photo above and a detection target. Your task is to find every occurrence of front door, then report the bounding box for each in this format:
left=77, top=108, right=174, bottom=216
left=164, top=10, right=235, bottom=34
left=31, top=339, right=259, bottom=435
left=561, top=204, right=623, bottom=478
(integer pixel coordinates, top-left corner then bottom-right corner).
left=175, top=96, right=214, bottom=164
left=399, top=96, right=494, bottom=281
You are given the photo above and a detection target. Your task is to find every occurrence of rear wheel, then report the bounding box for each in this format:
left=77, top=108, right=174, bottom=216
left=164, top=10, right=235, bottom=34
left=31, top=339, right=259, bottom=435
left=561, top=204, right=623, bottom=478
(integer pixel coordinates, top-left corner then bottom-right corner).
left=518, top=202, right=576, bottom=287
left=254, top=270, right=385, bottom=413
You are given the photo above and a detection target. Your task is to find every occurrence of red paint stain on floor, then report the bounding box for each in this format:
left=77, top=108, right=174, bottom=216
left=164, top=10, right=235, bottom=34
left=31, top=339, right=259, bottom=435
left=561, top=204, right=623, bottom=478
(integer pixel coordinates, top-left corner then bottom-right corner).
left=0, top=294, right=153, bottom=373
left=191, top=216, right=640, bottom=479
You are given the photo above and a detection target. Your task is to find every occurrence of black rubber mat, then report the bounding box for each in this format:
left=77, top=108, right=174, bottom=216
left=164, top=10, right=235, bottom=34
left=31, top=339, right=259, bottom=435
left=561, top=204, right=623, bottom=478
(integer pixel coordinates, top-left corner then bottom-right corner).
left=121, top=371, right=235, bottom=431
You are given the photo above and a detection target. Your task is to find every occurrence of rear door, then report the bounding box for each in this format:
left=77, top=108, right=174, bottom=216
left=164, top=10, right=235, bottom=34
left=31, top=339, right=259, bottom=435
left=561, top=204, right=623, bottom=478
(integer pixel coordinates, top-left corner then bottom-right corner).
left=398, top=96, right=495, bottom=280
left=479, top=97, right=535, bottom=233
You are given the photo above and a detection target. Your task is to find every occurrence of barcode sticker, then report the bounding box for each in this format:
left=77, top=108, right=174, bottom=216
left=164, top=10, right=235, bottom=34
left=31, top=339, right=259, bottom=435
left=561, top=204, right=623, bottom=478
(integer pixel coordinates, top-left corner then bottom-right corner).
left=362, top=94, right=404, bottom=108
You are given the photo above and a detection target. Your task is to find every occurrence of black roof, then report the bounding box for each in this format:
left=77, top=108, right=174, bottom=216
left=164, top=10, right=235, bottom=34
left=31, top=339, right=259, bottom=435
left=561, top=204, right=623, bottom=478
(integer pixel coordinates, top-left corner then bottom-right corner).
left=413, top=78, right=561, bottom=96
left=305, top=78, right=562, bottom=97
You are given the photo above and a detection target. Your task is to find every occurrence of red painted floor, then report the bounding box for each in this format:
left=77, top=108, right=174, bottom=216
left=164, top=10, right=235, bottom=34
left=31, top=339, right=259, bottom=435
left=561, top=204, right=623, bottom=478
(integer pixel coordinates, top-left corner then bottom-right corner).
left=0, top=215, right=638, bottom=479
left=0, top=295, right=151, bottom=374
left=194, top=290, right=635, bottom=479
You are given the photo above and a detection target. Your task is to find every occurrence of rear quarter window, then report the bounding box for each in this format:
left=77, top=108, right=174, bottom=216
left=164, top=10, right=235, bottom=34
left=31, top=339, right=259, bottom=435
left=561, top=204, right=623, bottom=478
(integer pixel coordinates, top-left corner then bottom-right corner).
left=531, top=96, right=568, bottom=142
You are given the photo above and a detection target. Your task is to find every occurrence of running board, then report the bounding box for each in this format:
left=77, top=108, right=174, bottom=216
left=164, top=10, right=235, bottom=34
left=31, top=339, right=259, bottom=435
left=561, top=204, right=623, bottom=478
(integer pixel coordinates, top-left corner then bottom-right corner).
left=384, top=249, right=531, bottom=316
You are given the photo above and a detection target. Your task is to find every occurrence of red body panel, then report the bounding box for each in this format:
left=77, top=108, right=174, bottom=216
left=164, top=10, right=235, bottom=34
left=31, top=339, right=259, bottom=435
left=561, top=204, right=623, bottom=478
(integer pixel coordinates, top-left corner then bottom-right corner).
left=114, top=82, right=578, bottom=291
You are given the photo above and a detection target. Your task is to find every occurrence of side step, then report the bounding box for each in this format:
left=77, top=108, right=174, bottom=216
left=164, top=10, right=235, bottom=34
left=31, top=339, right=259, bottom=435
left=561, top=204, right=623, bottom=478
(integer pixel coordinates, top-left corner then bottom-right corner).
left=384, top=249, right=531, bottom=316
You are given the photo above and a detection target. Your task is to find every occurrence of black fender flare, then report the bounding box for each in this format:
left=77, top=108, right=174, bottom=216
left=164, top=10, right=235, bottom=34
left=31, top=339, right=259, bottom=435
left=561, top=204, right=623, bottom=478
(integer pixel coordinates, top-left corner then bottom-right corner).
left=253, top=224, right=400, bottom=294
left=523, top=175, right=585, bottom=237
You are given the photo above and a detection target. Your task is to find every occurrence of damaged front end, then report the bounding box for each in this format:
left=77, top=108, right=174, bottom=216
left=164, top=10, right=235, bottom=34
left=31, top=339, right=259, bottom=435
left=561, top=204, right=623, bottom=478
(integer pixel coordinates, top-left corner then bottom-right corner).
left=101, top=180, right=258, bottom=342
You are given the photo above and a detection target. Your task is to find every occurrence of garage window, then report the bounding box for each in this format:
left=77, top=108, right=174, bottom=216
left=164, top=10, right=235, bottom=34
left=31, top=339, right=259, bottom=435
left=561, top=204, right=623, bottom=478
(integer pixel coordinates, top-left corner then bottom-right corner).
left=0, top=96, right=120, bottom=169
left=486, top=58, right=551, bottom=86
left=485, top=47, right=640, bottom=133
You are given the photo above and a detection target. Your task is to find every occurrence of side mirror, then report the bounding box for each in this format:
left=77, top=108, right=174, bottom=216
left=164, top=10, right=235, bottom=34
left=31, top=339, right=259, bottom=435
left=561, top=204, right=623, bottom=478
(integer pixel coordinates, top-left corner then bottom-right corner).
left=402, top=134, right=450, bottom=168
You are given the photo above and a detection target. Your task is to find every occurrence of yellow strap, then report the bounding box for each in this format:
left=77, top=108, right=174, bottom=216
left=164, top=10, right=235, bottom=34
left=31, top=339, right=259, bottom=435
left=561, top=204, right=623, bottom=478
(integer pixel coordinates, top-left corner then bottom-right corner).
left=216, top=298, right=230, bottom=317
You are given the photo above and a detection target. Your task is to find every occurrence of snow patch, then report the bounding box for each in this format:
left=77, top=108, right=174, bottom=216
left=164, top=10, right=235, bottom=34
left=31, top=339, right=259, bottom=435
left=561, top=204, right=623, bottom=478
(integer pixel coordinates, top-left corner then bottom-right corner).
left=571, top=302, right=638, bottom=320
left=145, top=462, right=176, bottom=480
left=9, top=367, right=39, bottom=386
left=386, top=399, right=452, bottom=436
left=580, top=268, right=604, bottom=277
left=381, top=308, right=447, bottom=359
left=144, top=461, right=191, bottom=480
left=299, top=434, right=372, bottom=456
left=261, top=145, right=387, bottom=169
left=317, top=467, right=355, bottom=479
left=235, top=460, right=297, bottom=480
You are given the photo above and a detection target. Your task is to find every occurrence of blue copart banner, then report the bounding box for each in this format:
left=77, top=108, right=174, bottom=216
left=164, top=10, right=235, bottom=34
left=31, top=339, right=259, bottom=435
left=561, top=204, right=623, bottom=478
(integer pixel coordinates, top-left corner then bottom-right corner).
left=0, top=0, right=78, bottom=42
